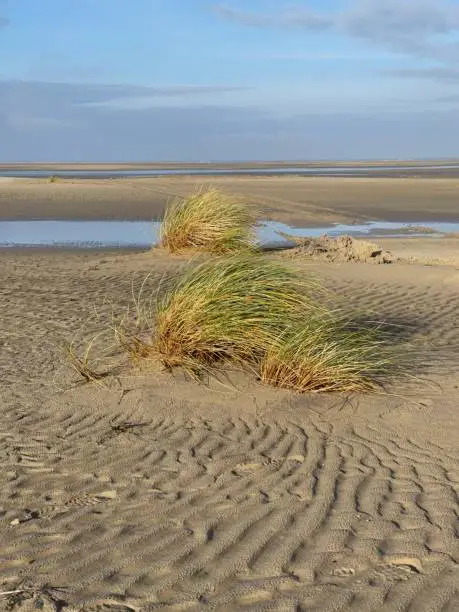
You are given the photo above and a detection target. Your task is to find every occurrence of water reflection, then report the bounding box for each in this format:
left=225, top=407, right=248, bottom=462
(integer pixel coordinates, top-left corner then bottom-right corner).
left=1, top=219, right=458, bottom=248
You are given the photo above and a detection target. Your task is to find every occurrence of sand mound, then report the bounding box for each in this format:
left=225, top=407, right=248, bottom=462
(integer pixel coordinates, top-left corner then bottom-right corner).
left=278, top=232, right=395, bottom=263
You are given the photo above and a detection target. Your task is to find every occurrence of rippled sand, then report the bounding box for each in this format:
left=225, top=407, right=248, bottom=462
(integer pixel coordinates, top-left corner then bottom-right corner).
left=1, top=173, right=459, bottom=610
left=1, top=242, right=459, bottom=610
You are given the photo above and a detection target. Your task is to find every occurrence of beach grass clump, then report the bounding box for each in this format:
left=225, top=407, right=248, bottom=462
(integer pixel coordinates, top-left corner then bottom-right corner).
left=151, top=254, right=320, bottom=374
left=260, top=317, right=395, bottom=393
left=110, top=255, right=399, bottom=393
left=159, top=187, right=256, bottom=254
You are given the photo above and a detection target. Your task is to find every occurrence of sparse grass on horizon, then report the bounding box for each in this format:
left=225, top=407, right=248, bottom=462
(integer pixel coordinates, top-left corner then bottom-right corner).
left=159, top=187, right=256, bottom=254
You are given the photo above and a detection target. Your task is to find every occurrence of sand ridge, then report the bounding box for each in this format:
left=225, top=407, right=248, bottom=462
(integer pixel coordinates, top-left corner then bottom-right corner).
left=1, top=247, right=459, bottom=610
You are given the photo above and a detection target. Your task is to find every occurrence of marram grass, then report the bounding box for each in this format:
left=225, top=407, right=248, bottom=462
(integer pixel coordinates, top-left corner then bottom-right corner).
left=110, top=254, right=400, bottom=392
left=152, top=254, right=321, bottom=373
left=159, top=187, right=256, bottom=254
left=260, top=317, right=396, bottom=393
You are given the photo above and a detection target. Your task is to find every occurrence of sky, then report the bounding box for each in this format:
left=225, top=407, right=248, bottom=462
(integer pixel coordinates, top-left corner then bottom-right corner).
left=1, top=0, right=459, bottom=161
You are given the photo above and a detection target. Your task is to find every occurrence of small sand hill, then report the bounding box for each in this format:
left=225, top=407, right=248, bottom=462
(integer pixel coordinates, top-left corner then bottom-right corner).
left=278, top=231, right=395, bottom=263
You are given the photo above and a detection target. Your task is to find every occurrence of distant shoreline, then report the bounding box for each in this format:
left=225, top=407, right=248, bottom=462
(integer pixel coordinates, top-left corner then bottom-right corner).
left=2, top=161, right=459, bottom=181
left=1, top=159, right=459, bottom=172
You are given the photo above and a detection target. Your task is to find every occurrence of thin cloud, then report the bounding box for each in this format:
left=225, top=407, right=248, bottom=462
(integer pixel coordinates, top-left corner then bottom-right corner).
left=0, top=80, right=255, bottom=138
left=235, top=51, right=391, bottom=61
left=213, top=0, right=459, bottom=72
left=0, top=0, right=9, bottom=27
left=342, top=0, right=459, bottom=62
left=8, top=114, right=75, bottom=130
left=213, top=4, right=332, bottom=30
left=437, top=93, right=459, bottom=101
left=384, top=67, right=459, bottom=82
left=0, top=80, right=252, bottom=112
left=2, top=102, right=459, bottom=161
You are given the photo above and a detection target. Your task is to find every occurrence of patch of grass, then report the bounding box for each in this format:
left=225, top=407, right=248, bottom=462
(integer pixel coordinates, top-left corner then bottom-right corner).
left=112, top=254, right=320, bottom=376
left=63, top=312, right=123, bottom=385
left=64, top=334, right=113, bottom=385
left=105, top=256, right=403, bottom=393
left=159, top=187, right=256, bottom=254
left=47, top=175, right=60, bottom=183
left=260, top=316, right=397, bottom=392
left=111, top=273, right=162, bottom=370
left=151, top=254, right=321, bottom=375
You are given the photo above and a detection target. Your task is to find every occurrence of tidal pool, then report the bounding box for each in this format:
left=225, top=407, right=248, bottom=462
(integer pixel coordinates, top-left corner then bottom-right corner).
left=1, top=219, right=458, bottom=248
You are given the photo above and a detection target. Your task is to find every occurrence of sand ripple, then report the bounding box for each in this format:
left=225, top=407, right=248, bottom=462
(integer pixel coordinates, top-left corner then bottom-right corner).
left=1, top=251, right=458, bottom=611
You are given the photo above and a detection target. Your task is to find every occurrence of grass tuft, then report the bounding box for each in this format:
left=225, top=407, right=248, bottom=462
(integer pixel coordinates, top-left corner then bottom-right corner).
left=260, top=316, right=396, bottom=393
left=111, top=273, right=162, bottom=370
left=149, top=254, right=321, bottom=375
left=64, top=333, right=113, bottom=385
left=159, top=187, right=256, bottom=254
left=108, top=256, right=402, bottom=393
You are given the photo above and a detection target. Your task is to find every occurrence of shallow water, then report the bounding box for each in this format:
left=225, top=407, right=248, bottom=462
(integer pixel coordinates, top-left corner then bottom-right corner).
left=2, top=164, right=459, bottom=179
left=1, top=220, right=459, bottom=248
left=261, top=221, right=459, bottom=241
left=0, top=220, right=157, bottom=248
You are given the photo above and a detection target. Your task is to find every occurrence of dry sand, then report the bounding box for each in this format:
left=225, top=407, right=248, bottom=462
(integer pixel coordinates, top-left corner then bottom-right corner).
left=1, top=248, right=459, bottom=611
left=1, top=177, right=459, bottom=610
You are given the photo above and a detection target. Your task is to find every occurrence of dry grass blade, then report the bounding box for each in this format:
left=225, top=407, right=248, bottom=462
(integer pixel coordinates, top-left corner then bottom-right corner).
left=110, top=272, right=160, bottom=369
left=159, top=186, right=256, bottom=254
left=0, top=579, right=69, bottom=610
left=64, top=334, right=111, bottom=384
left=0, top=589, right=27, bottom=596
left=153, top=253, right=321, bottom=375
left=260, top=316, right=399, bottom=393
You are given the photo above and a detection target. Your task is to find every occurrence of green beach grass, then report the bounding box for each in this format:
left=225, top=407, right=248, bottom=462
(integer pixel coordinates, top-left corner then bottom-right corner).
left=159, top=187, right=256, bottom=254
left=114, top=254, right=320, bottom=377
left=260, top=316, right=396, bottom=392
left=106, top=253, right=402, bottom=392
left=67, top=186, right=403, bottom=393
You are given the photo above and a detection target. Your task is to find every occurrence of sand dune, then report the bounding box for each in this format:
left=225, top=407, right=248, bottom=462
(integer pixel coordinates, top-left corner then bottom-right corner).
left=1, top=248, right=459, bottom=611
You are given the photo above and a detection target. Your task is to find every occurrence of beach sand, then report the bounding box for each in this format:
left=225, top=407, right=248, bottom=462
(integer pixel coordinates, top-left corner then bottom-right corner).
left=1, top=175, right=459, bottom=225
left=1, top=177, right=459, bottom=610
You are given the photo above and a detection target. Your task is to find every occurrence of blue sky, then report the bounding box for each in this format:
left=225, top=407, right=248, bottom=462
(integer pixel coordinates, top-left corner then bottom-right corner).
left=1, top=0, right=459, bottom=161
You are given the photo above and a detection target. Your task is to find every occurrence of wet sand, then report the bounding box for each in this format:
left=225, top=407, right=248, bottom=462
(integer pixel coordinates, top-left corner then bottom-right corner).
left=1, top=175, right=459, bottom=225
left=1, top=176, right=459, bottom=610
left=1, top=159, right=459, bottom=170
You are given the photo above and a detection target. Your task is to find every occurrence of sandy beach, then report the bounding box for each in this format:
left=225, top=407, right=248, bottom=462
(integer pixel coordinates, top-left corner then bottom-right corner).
left=2, top=175, right=459, bottom=226
left=1, top=177, right=459, bottom=610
